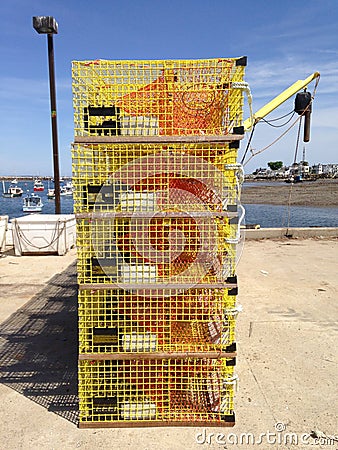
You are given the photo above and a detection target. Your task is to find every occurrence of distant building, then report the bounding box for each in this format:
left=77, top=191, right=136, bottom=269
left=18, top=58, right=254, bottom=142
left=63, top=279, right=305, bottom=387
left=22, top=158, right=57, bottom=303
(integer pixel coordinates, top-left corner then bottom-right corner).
left=312, top=164, right=323, bottom=175
left=321, top=164, right=338, bottom=176
left=251, top=162, right=337, bottom=178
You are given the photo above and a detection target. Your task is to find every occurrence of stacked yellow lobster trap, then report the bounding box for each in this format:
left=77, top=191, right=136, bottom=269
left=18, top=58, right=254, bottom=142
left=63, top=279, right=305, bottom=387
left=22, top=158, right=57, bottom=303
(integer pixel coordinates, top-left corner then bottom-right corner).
left=71, top=57, right=247, bottom=427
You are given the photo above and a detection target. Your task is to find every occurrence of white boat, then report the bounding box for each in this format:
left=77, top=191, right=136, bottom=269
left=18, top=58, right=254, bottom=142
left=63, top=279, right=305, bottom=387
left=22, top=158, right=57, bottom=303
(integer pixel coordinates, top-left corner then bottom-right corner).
left=2, top=180, right=23, bottom=197
left=11, top=178, right=18, bottom=184
left=60, top=181, right=74, bottom=196
left=33, top=178, right=44, bottom=192
left=23, top=193, right=44, bottom=212
left=47, top=188, right=55, bottom=199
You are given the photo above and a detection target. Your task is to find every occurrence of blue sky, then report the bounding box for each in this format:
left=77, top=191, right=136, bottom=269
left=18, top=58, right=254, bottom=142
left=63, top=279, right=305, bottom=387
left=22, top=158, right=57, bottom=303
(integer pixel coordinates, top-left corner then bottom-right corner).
left=0, top=0, right=337, bottom=176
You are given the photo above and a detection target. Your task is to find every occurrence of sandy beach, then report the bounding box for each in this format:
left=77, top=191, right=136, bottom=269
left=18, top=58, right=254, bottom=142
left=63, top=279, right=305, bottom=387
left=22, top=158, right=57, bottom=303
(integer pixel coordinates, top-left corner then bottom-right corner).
left=241, top=179, right=338, bottom=207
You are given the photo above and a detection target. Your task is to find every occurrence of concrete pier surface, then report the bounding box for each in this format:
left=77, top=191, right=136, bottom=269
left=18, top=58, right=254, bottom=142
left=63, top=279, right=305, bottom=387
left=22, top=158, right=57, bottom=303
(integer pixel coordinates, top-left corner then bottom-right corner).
left=0, top=238, right=337, bottom=449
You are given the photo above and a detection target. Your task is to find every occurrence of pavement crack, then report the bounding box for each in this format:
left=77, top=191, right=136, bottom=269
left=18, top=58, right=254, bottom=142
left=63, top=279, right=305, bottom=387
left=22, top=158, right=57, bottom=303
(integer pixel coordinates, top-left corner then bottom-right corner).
left=249, top=321, right=253, bottom=337
left=245, top=355, right=278, bottom=423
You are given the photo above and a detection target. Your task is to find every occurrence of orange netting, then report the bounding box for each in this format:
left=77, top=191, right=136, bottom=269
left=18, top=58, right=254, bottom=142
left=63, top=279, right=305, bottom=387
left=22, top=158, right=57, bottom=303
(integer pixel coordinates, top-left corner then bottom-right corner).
left=116, top=68, right=232, bottom=135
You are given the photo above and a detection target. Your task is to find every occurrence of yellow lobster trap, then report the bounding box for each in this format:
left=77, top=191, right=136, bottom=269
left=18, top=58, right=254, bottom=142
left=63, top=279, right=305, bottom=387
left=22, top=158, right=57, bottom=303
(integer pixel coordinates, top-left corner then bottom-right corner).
left=72, top=57, right=246, bottom=137
left=78, top=288, right=240, bottom=355
left=71, top=143, right=243, bottom=214
left=78, top=358, right=237, bottom=427
left=75, top=215, right=240, bottom=287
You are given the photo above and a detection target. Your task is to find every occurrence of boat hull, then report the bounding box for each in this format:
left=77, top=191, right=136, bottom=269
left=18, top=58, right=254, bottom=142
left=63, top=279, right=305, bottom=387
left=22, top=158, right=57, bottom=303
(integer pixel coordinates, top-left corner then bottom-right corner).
left=3, top=187, right=23, bottom=197
left=23, top=207, right=43, bottom=213
left=2, top=192, right=23, bottom=197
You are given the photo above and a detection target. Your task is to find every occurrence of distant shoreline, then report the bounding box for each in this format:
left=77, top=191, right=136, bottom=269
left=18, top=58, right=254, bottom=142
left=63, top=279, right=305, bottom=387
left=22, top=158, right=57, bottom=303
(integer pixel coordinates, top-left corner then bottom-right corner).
left=0, top=176, right=71, bottom=181
left=241, top=179, right=338, bottom=208
left=1, top=176, right=337, bottom=209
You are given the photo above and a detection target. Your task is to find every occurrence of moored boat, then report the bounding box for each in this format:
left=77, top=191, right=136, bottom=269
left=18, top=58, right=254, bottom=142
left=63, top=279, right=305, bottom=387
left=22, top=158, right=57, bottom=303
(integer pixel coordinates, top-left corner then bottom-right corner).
left=60, top=181, right=74, bottom=196
left=47, top=188, right=55, bottom=199
left=33, top=178, right=44, bottom=192
left=2, top=180, right=23, bottom=197
left=23, top=193, right=44, bottom=212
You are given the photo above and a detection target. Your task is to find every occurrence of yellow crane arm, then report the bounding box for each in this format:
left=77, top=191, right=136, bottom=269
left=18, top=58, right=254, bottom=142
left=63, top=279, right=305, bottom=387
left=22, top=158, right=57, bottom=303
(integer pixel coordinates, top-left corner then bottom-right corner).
left=243, top=72, right=320, bottom=131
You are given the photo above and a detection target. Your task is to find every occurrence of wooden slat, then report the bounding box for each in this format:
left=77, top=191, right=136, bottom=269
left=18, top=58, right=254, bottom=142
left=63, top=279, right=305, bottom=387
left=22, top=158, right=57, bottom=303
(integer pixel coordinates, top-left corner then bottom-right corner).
left=79, top=351, right=236, bottom=361
left=75, top=211, right=238, bottom=219
left=74, top=134, right=244, bottom=144
left=79, top=420, right=235, bottom=428
left=79, top=282, right=237, bottom=291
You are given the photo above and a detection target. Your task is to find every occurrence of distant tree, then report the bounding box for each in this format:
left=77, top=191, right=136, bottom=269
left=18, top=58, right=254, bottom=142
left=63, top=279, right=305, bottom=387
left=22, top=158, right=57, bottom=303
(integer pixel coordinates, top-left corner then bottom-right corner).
left=267, top=161, right=283, bottom=171
left=300, top=160, right=309, bottom=166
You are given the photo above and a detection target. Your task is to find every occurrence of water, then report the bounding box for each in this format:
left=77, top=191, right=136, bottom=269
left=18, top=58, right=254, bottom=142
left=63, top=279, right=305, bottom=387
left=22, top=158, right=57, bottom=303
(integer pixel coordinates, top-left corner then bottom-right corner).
left=242, top=180, right=338, bottom=227
left=243, top=203, right=338, bottom=228
left=243, top=181, right=285, bottom=187
left=0, top=181, right=74, bottom=220
left=1, top=180, right=337, bottom=228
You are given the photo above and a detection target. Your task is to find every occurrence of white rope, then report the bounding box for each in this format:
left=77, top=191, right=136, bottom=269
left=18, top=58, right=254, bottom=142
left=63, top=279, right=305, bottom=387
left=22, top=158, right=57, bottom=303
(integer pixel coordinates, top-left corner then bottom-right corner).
left=232, top=81, right=254, bottom=131
left=225, top=204, right=246, bottom=244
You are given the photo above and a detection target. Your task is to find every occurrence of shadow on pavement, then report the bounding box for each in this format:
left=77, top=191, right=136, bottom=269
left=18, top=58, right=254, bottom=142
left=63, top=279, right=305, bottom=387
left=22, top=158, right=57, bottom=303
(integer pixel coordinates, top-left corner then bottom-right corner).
left=0, top=262, right=79, bottom=424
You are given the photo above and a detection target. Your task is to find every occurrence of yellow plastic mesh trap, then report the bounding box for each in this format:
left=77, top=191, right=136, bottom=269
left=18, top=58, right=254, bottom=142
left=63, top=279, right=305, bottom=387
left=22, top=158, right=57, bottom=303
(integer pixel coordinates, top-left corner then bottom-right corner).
left=71, top=143, right=241, bottom=214
left=79, top=358, right=236, bottom=426
left=78, top=288, right=239, bottom=354
left=72, top=57, right=246, bottom=137
left=75, top=216, right=238, bottom=286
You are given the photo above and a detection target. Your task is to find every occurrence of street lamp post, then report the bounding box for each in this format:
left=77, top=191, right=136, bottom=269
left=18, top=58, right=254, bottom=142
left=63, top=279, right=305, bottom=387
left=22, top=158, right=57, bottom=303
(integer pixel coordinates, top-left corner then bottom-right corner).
left=33, top=16, right=61, bottom=214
